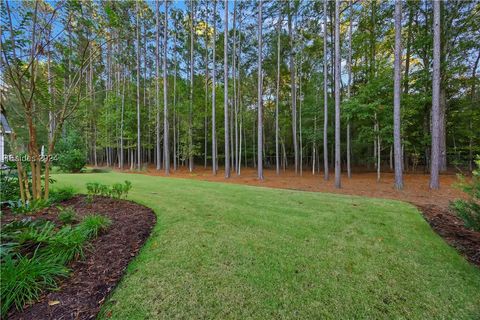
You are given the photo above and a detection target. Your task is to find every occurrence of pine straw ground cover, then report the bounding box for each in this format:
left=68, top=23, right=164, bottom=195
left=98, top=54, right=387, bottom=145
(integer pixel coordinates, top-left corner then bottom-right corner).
left=53, top=172, right=480, bottom=319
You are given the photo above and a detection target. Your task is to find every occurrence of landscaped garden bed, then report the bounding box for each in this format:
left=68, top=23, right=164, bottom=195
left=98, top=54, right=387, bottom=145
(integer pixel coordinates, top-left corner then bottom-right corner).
left=2, top=195, right=155, bottom=319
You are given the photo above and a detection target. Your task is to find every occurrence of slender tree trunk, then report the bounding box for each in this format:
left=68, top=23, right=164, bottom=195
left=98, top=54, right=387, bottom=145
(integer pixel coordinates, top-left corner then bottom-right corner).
left=346, top=0, right=352, bottom=179
left=275, top=14, right=281, bottom=175
left=224, top=0, right=230, bottom=178
left=164, top=0, right=170, bottom=174
left=289, top=0, right=298, bottom=174
left=136, top=1, right=141, bottom=170
left=430, top=0, right=441, bottom=190
left=156, top=0, right=161, bottom=170
left=173, top=27, right=178, bottom=171
left=189, top=0, right=195, bottom=172
left=233, top=0, right=238, bottom=174
left=403, top=2, right=414, bottom=94
left=334, top=0, right=341, bottom=188
left=120, top=71, right=126, bottom=169
left=212, top=0, right=217, bottom=175
left=393, top=0, right=403, bottom=189
left=257, top=0, right=263, bottom=180
left=323, top=0, right=329, bottom=181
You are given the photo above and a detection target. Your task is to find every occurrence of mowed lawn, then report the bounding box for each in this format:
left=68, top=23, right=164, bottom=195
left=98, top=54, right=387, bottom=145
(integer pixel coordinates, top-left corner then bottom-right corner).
left=54, top=172, right=480, bottom=319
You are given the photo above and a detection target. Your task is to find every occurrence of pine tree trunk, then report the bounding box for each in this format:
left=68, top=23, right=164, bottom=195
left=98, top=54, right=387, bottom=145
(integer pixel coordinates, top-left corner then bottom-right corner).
left=430, top=0, right=441, bottom=189
left=136, top=1, right=141, bottom=170
left=156, top=0, right=161, bottom=170
left=323, top=0, right=329, bottom=181
left=289, top=0, right=298, bottom=175
left=163, top=0, right=170, bottom=174
left=334, top=0, right=341, bottom=188
left=257, top=0, right=263, bottom=180
left=212, top=0, right=217, bottom=175
left=224, top=0, right=230, bottom=178
left=393, top=0, right=403, bottom=189
left=275, top=14, right=281, bottom=175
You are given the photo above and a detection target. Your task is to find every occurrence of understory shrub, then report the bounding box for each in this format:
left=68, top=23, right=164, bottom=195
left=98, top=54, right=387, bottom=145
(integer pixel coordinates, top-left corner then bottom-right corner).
left=450, top=157, right=480, bottom=231
left=54, top=130, right=87, bottom=173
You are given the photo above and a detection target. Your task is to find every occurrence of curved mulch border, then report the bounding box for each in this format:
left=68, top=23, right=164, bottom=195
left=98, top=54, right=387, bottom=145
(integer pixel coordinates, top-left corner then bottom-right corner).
left=6, top=195, right=156, bottom=320
left=417, top=204, right=480, bottom=267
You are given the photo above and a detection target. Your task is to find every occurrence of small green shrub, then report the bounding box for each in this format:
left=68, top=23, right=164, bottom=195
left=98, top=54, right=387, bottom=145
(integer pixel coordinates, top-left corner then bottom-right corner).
left=451, top=157, right=480, bottom=231
left=57, top=206, right=77, bottom=224
left=79, top=214, right=112, bottom=238
left=0, top=252, right=69, bottom=316
left=49, top=186, right=76, bottom=204
left=85, top=181, right=132, bottom=200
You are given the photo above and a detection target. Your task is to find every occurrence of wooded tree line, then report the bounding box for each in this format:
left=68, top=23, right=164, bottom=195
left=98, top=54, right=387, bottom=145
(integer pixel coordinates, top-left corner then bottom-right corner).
left=1, top=0, right=479, bottom=198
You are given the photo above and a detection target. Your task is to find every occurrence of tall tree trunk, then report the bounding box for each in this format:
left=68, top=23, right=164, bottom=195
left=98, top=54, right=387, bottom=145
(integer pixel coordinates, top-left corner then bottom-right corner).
left=289, top=0, right=298, bottom=174
left=224, top=0, right=230, bottom=178
left=233, top=0, right=238, bottom=174
left=212, top=0, right=217, bottom=175
left=163, top=0, right=170, bottom=174
left=189, top=0, right=195, bottom=172
left=156, top=0, right=161, bottom=170
left=346, top=0, right=352, bottom=179
left=275, top=14, right=281, bottom=175
left=403, top=2, right=414, bottom=94
left=257, top=0, right=263, bottom=180
left=393, top=0, right=403, bottom=189
left=430, top=0, right=441, bottom=189
left=173, top=25, right=178, bottom=171
left=120, top=71, right=126, bottom=169
left=334, top=0, right=341, bottom=188
left=136, top=1, right=141, bottom=170
left=323, top=0, right=329, bottom=181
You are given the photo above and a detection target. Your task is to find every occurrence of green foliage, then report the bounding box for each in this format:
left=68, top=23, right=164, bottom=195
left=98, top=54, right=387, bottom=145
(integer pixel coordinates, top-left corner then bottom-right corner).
left=54, top=130, right=87, bottom=173
left=451, top=157, right=480, bottom=231
left=0, top=253, right=69, bottom=317
left=86, top=181, right=132, bottom=200
left=0, top=162, right=21, bottom=203
left=0, top=207, right=111, bottom=315
left=78, top=214, right=112, bottom=238
left=8, top=199, right=50, bottom=214
left=57, top=206, right=78, bottom=224
left=49, top=186, right=76, bottom=203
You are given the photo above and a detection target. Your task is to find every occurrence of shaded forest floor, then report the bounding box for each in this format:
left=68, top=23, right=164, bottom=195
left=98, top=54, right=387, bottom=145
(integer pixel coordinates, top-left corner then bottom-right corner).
left=121, top=166, right=463, bottom=207
left=116, top=165, right=479, bottom=266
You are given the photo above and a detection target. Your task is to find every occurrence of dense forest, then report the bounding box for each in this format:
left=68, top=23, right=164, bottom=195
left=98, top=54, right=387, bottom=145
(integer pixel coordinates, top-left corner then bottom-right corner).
left=1, top=0, right=479, bottom=199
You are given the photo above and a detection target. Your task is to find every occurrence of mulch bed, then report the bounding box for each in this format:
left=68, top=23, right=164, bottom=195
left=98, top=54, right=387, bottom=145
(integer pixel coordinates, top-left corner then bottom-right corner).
left=4, top=195, right=156, bottom=320
left=418, top=204, right=480, bottom=267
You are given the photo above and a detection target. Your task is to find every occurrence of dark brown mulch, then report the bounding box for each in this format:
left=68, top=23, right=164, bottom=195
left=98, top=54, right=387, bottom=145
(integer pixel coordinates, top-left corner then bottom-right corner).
left=5, top=195, right=156, bottom=320
left=418, top=204, right=480, bottom=267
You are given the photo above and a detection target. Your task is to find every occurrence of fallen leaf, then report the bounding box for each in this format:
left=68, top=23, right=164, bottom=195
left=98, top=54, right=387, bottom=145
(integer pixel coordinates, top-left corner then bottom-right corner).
left=48, top=300, right=60, bottom=306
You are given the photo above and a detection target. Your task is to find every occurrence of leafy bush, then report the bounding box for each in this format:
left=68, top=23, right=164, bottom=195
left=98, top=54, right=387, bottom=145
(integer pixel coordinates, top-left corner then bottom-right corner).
left=49, top=186, right=76, bottom=204
left=451, top=157, right=480, bottom=231
left=54, top=130, right=86, bottom=173
left=0, top=253, right=69, bottom=317
left=57, top=206, right=77, bottom=224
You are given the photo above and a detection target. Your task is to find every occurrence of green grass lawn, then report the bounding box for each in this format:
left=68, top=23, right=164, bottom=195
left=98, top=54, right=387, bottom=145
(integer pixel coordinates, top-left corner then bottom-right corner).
left=53, top=172, right=480, bottom=319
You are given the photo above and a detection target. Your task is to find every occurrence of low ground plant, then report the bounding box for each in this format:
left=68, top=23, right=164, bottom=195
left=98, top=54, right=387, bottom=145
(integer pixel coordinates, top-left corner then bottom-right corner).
left=0, top=211, right=112, bottom=316
left=57, top=206, right=78, bottom=224
left=86, top=181, right=132, bottom=200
